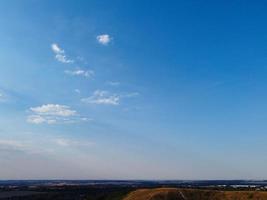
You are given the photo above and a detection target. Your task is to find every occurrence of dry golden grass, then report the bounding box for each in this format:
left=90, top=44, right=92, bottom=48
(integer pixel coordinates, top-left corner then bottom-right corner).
left=123, top=188, right=267, bottom=200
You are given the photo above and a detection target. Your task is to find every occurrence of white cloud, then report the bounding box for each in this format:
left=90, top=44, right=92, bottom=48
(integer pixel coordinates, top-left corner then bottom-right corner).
left=55, top=54, right=73, bottom=63
left=27, top=104, right=89, bottom=124
left=81, top=90, right=139, bottom=106
left=27, top=115, right=56, bottom=124
left=96, top=34, right=111, bottom=45
left=51, top=43, right=64, bottom=54
left=64, top=69, right=94, bottom=78
left=81, top=90, right=120, bottom=105
left=51, top=43, right=74, bottom=63
left=30, top=104, right=76, bottom=117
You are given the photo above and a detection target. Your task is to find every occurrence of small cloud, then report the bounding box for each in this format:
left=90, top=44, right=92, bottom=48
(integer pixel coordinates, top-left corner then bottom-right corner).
left=30, top=104, right=77, bottom=117
left=96, top=34, right=111, bottom=45
left=51, top=43, right=64, bottom=54
left=107, top=81, right=120, bottom=86
left=64, top=69, right=94, bottom=78
left=74, top=89, right=81, bottom=94
left=55, top=54, right=74, bottom=63
left=0, top=92, right=7, bottom=102
left=27, top=104, right=89, bottom=124
left=80, top=117, right=92, bottom=122
left=81, top=90, right=120, bottom=105
left=51, top=43, right=74, bottom=63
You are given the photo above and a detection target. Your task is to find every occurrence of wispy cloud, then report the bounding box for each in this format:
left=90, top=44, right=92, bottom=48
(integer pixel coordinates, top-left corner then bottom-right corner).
left=96, top=34, right=111, bottom=45
left=0, top=140, right=28, bottom=152
left=122, top=92, right=139, bottom=98
left=74, top=89, right=81, bottom=94
left=107, top=81, right=120, bottom=86
left=81, top=90, right=139, bottom=106
left=55, top=54, right=74, bottom=63
left=0, top=136, right=94, bottom=156
left=0, top=92, right=7, bottom=102
left=81, top=90, right=120, bottom=105
left=53, top=138, right=94, bottom=148
left=0, top=139, right=50, bottom=155
left=51, top=43, right=74, bottom=63
left=27, top=104, right=89, bottom=124
left=27, top=115, right=56, bottom=124
left=30, top=104, right=77, bottom=116
left=64, top=69, right=94, bottom=78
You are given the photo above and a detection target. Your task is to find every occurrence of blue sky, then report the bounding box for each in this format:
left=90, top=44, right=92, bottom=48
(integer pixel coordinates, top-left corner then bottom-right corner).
left=1, top=0, right=267, bottom=179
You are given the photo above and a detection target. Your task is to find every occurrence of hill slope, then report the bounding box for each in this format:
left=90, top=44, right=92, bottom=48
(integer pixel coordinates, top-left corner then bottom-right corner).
left=123, top=188, right=267, bottom=200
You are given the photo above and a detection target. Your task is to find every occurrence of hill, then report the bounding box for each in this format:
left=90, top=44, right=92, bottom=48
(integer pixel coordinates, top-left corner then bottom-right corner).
left=123, top=188, right=267, bottom=200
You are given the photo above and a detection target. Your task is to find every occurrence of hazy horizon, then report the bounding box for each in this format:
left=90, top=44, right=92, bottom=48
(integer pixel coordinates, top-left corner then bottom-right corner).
left=1, top=0, right=267, bottom=180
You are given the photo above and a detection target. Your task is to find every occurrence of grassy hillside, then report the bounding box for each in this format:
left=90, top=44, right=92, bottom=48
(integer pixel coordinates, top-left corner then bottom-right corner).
left=123, top=188, right=267, bottom=200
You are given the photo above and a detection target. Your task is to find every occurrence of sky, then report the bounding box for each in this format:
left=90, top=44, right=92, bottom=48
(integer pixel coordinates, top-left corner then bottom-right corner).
left=0, top=0, right=267, bottom=180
